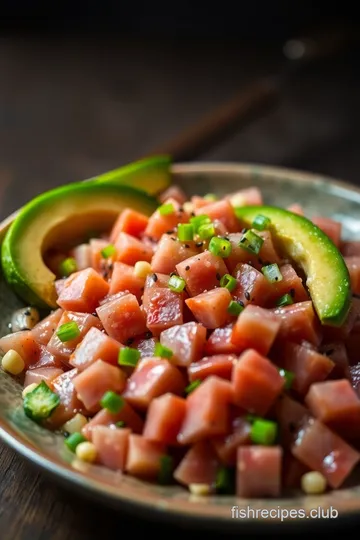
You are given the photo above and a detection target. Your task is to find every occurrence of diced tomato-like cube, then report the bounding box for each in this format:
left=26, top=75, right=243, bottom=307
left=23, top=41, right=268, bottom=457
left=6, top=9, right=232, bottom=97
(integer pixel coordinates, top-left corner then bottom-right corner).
left=47, top=368, right=86, bottom=428
left=291, top=417, right=360, bottom=488
left=237, top=446, right=282, bottom=497
left=273, top=301, right=322, bottom=346
left=312, top=216, right=342, bottom=248
left=24, top=367, right=64, bottom=388
left=151, top=234, right=199, bottom=275
left=195, top=199, right=239, bottom=233
left=232, top=349, right=284, bottom=415
left=144, top=198, right=190, bottom=241
left=29, top=344, right=63, bottom=370
left=142, top=272, right=169, bottom=308
left=160, top=322, right=206, bottom=367
left=265, top=264, right=308, bottom=305
left=186, top=288, right=232, bottom=329
left=0, top=330, right=39, bottom=367
left=143, top=393, right=187, bottom=445
left=176, top=251, right=228, bottom=297
left=232, top=263, right=272, bottom=307
left=159, top=185, right=187, bottom=205
left=205, top=324, right=240, bottom=356
left=231, top=305, right=281, bottom=355
left=345, top=257, right=360, bottom=295
left=57, top=268, right=109, bottom=312
left=144, top=287, right=184, bottom=336
left=82, top=401, right=144, bottom=440
left=275, top=394, right=309, bottom=447
left=70, top=327, right=122, bottom=371
left=96, top=292, right=147, bottom=343
left=174, top=441, right=219, bottom=486
left=115, top=232, right=153, bottom=265
left=92, top=426, right=131, bottom=471
left=211, top=416, right=251, bottom=466
left=125, top=434, right=166, bottom=479
left=31, top=308, right=63, bottom=346
left=108, top=261, right=145, bottom=300
left=73, top=359, right=127, bottom=412
left=177, top=376, right=233, bottom=445
left=110, top=208, right=149, bottom=242
left=188, top=354, right=237, bottom=382
left=123, top=357, right=185, bottom=410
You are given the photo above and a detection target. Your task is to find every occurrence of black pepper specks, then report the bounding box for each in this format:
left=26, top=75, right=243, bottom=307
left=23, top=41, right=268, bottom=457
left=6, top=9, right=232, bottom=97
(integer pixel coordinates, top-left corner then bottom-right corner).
left=245, top=291, right=251, bottom=301
left=185, top=266, right=190, bottom=271
left=152, top=273, right=158, bottom=282
left=195, top=242, right=203, bottom=248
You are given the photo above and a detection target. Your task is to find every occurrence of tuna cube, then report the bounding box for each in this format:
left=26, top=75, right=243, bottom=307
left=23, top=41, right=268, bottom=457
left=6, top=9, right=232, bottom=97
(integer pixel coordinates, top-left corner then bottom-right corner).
left=24, top=367, right=64, bottom=388
left=195, top=199, right=239, bottom=233
left=188, top=354, right=237, bottom=382
left=110, top=208, right=149, bottom=242
left=46, top=369, right=85, bottom=428
left=312, top=216, right=342, bottom=248
left=151, top=234, right=199, bottom=275
left=211, top=416, right=252, bottom=466
left=70, top=327, right=122, bottom=370
left=115, top=232, right=153, bottom=265
left=237, top=446, right=282, bottom=497
left=143, top=393, right=187, bottom=445
left=274, top=301, right=322, bottom=346
left=232, top=263, right=272, bottom=307
left=204, top=324, right=240, bottom=356
left=275, top=394, right=309, bottom=447
left=144, top=287, right=184, bottom=336
left=108, top=261, right=145, bottom=300
left=186, top=288, right=232, bottom=329
left=31, top=308, right=63, bottom=345
left=82, top=402, right=144, bottom=440
left=92, top=426, right=131, bottom=471
left=176, top=251, right=228, bottom=297
left=160, top=322, right=206, bottom=367
left=57, top=268, right=109, bottom=312
left=144, top=197, right=190, bottom=241
left=174, top=441, right=219, bottom=486
left=125, top=434, right=166, bottom=479
left=0, top=330, right=39, bottom=367
left=265, top=264, right=308, bottom=305
left=231, top=305, right=281, bottom=355
left=96, top=293, right=147, bottom=343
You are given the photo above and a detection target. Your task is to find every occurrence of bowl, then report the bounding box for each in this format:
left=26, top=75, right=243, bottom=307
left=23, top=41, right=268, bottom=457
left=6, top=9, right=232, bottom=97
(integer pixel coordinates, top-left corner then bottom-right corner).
left=1, top=162, right=360, bottom=532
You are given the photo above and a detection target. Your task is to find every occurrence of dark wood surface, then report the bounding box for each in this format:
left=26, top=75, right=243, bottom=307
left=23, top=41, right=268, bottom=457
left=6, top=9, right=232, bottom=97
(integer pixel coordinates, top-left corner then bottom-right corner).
left=1, top=31, right=360, bottom=539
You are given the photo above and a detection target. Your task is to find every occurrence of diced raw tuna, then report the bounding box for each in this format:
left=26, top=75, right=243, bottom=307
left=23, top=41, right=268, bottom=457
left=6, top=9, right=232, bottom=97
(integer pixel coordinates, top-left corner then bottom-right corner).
left=312, top=216, right=342, bottom=248
left=70, top=327, right=122, bottom=371
left=82, top=401, right=144, bottom=440
left=144, top=287, right=184, bottom=336
left=123, top=357, right=185, bottom=410
left=279, top=341, right=334, bottom=395
left=319, top=342, right=350, bottom=379
left=70, top=243, right=91, bottom=271
left=0, top=330, right=39, bottom=367
left=55, top=279, right=66, bottom=296
left=287, top=203, right=304, bottom=215
left=342, top=241, right=360, bottom=257
left=177, top=376, right=233, bottom=445
left=92, top=426, right=131, bottom=471
left=226, top=187, right=263, bottom=207
left=29, top=344, right=63, bottom=369
left=159, top=185, right=187, bottom=205
left=47, top=311, right=102, bottom=361
left=225, top=231, right=281, bottom=273
left=31, top=309, right=63, bottom=345
left=108, top=261, right=145, bottom=300
left=132, top=336, right=156, bottom=358
left=143, top=393, right=187, bottom=445
left=231, top=305, right=281, bottom=355
left=142, top=272, right=169, bottom=308
left=47, top=368, right=86, bottom=428
left=237, top=446, right=282, bottom=497
left=73, top=359, right=127, bottom=412
left=232, top=349, right=284, bottom=415
left=186, top=288, right=232, bottom=329
left=188, top=354, right=237, bottom=382
left=174, top=441, right=219, bottom=486
left=151, top=234, right=199, bottom=275
left=144, top=198, right=190, bottom=241
left=305, top=379, right=360, bottom=441
left=191, top=195, right=209, bottom=209
left=205, top=324, right=240, bottom=356
left=89, top=239, right=111, bottom=273
left=195, top=199, right=239, bottom=233
left=96, top=293, right=147, bottom=343
left=24, top=367, right=64, bottom=388
left=160, top=322, right=206, bottom=367
left=345, top=257, right=360, bottom=294
left=232, top=263, right=272, bottom=307
left=176, top=251, right=228, bottom=297
left=282, top=452, right=310, bottom=488
left=125, top=434, right=166, bottom=479
left=110, top=208, right=149, bottom=242
left=291, top=417, right=360, bottom=488
left=265, top=264, right=309, bottom=305
left=211, top=416, right=251, bottom=466
left=57, top=268, right=109, bottom=312
left=115, top=232, right=153, bottom=265
left=275, top=394, right=309, bottom=447
left=273, top=301, right=322, bottom=346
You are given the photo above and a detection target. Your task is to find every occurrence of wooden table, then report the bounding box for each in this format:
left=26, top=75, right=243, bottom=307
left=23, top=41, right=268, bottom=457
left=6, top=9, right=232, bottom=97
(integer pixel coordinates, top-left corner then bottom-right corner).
left=1, top=32, right=360, bottom=539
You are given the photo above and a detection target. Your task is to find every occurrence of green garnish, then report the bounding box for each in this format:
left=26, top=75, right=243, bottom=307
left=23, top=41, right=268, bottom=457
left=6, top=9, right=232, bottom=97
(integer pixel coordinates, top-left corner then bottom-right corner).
left=158, top=203, right=175, bottom=216
left=58, top=257, right=77, bottom=277
left=100, top=391, right=125, bottom=414
left=116, top=420, right=126, bottom=428
left=177, top=224, right=194, bottom=242
left=158, top=455, right=174, bottom=485
left=185, top=379, right=201, bottom=394
left=278, top=368, right=295, bottom=389
left=56, top=321, right=80, bottom=342
left=252, top=214, right=271, bottom=231
left=227, top=300, right=244, bottom=316
left=215, top=466, right=235, bottom=494
left=250, top=418, right=278, bottom=445
left=238, top=230, right=264, bottom=255
left=203, top=193, right=217, bottom=201
left=198, top=223, right=216, bottom=240
left=261, top=263, right=283, bottom=283
left=220, top=274, right=237, bottom=292
left=118, top=347, right=141, bottom=367
left=101, top=244, right=117, bottom=258
left=189, top=214, right=211, bottom=233
left=168, top=275, right=186, bottom=293
left=208, top=237, right=232, bottom=258
left=276, top=293, right=293, bottom=307
left=65, top=432, right=87, bottom=452
left=154, top=342, right=173, bottom=359
left=23, top=380, right=60, bottom=421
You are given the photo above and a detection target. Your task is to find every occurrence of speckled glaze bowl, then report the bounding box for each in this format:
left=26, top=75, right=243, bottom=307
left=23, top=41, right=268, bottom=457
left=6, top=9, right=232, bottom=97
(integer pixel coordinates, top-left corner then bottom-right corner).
left=1, top=162, right=360, bottom=533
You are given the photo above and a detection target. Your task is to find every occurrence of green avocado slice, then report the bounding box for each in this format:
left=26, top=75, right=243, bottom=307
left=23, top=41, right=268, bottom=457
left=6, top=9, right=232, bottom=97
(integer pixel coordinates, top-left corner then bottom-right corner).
left=234, top=205, right=351, bottom=327
left=1, top=182, right=158, bottom=309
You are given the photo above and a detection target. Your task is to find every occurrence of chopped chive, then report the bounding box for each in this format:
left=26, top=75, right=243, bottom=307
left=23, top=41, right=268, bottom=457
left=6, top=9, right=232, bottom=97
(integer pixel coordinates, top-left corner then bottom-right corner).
left=158, top=203, right=175, bottom=216
left=168, top=274, right=186, bottom=293
left=204, top=193, right=217, bottom=201
left=177, top=223, right=194, bottom=242
left=220, top=274, right=237, bottom=292
left=189, top=214, right=211, bottom=233
left=23, top=380, right=60, bottom=421
left=250, top=418, right=278, bottom=445
left=278, top=368, right=295, bottom=389
left=118, top=347, right=141, bottom=367
left=185, top=379, right=201, bottom=394
left=276, top=293, right=294, bottom=307
left=209, top=237, right=232, bottom=258
left=252, top=214, right=271, bottom=231
left=65, top=432, right=87, bottom=452
left=198, top=222, right=216, bottom=239
left=261, top=263, right=283, bottom=283
left=116, top=420, right=126, bottom=428
left=101, top=244, right=117, bottom=259
left=238, top=230, right=264, bottom=255
left=158, top=455, right=174, bottom=485
left=59, top=257, right=77, bottom=277
left=154, top=342, right=173, bottom=359
left=100, top=391, right=125, bottom=414
left=215, top=466, right=235, bottom=494
left=227, top=300, right=244, bottom=316
left=56, top=321, right=80, bottom=342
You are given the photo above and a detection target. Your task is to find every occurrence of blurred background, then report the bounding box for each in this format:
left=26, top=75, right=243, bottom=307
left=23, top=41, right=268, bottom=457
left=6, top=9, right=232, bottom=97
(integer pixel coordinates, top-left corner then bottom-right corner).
left=0, top=2, right=360, bottom=220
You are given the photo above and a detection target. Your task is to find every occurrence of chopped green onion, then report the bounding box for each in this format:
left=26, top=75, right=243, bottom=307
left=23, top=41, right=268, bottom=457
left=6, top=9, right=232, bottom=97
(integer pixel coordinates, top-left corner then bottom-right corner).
left=185, top=379, right=201, bottom=394
left=278, top=368, right=295, bottom=389
left=116, top=420, right=126, bottom=428
left=118, top=346, right=141, bottom=367
left=101, top=244, right=117, bottom=259
left=154, top=342, right=173, bottom=359
left=56, top=321, right=80, bottom=342
left=23, top=380, right=60, bottom=421
left=215, top=466, right=235, bottom=494
left=209, top=236, right=232, bottom=258
left=220, top=274, right=237, bottom=292
left=252, top=214, right=271, bottom=231
left=246, top=413, right=257, bottom=424
left=276, top=293, right=294, bottom=307
left=250, top=418, right=278, bottom=445
left=198, top=223, right=216, bottom=239
left=177, top=223, right=194, bottom=242
left=65, top=432, right=87, bottom=452
left=168, top=274, right=186, bottom=293
left=261, top=263, right=283, bottom=283
left=227, top=300, right=244, bottom=316
left=238, top=230, right=264, bottom=255
left=189, top=214, right=211, bottom=233
left=204, top=193, right=217, bottom=201
left=59, top=257, right=77, bottom=277
left=158, top=203, right=175, bottom=216
left=158, top=455, right=174, bottom=485
left=100, top=391, right=125, bottom=414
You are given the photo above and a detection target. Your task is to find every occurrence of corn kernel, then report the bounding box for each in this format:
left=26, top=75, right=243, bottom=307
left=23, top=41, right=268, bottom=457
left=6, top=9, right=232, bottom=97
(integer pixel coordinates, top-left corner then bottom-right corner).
left=183, top=201, right=194, bottom=214
left=189, top=483, right=211, bottom=496
left=134, top=261, right=152, bottom=279
left=62, top=413, right=88, bottom=435
left=75, top=441, right=97, bottom=463
left=22, top=383, right=39, bottom=398
left=301, top=471, right=327, bottom=494
left=1, top=349, right=25, bottom=375
left=228, top=194, right=246, bottom=207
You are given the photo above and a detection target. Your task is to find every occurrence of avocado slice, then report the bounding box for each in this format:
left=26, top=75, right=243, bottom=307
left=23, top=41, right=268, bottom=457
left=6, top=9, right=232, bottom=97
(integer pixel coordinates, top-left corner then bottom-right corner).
left=1, top=182, right=158, bottom=309
left=235, top=205, right=351, bottom=326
